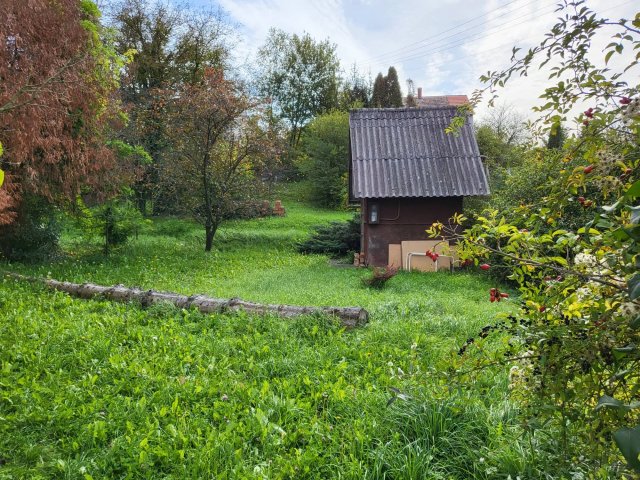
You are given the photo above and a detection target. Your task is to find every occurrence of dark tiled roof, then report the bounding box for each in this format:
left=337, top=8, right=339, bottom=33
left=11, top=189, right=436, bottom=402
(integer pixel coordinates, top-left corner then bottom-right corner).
left=349, top=106, right=490, bottom=198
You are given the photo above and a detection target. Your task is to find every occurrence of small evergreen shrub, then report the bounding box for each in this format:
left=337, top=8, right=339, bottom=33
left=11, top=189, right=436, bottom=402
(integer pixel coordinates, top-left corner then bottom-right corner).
left=297, top=214, right=360, bottom=258
left=76, top=198, right=148, bottom=254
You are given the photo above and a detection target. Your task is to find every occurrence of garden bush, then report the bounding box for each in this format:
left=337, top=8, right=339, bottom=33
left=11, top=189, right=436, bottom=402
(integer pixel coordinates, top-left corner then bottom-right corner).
left=75, top=198, right=149, bottom=255
left=296, top=213, right=360, bottom=258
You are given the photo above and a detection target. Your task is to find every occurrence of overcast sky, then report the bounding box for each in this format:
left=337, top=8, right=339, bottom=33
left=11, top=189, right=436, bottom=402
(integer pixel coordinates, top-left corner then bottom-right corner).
left=187, top=0, right=637, bottom=122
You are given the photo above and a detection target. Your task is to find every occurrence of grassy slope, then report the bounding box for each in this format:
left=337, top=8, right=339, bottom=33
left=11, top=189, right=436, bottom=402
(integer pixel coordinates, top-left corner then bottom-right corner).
left=0, top=195, right=541, bottom=479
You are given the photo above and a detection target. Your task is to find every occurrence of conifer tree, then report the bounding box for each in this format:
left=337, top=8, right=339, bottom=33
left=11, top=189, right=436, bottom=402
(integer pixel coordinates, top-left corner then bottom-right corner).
left=546, top=122, right=566, bottom=149
left=385, top=66, right=403, bottom=107
left=371, top=73, right=386, bottom=108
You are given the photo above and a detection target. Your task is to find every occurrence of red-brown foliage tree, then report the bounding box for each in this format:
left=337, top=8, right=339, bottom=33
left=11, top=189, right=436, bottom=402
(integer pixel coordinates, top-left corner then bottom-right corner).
left=0, top=0, right=122, bottom=225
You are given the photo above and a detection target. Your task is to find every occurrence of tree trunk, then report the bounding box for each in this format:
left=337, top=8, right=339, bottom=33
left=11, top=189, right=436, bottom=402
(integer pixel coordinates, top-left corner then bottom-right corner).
left=5, top=272, right=369, bottom=328
left=204, top=222, right=217, bottom=252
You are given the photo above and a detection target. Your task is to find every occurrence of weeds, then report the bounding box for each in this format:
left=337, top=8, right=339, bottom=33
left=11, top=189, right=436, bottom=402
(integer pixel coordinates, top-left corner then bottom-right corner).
left=362, top=266, right=399, bottom=289
left=0, top=193, right=577, bottom=478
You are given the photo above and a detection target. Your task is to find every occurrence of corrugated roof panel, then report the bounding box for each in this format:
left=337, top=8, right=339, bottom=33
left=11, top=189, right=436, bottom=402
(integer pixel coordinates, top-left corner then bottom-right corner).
left=350, top=106, right=490, bottom=198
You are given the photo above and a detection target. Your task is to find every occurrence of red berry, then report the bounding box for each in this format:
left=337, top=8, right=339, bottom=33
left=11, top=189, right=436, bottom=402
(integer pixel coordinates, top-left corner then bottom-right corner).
left=480, top=264, right=490, bottom=271
left=582, top=120, right=590, bottom=126
left=583, top=165, right=594, bottom=174
left=490, top=296, right=496, bottom=303
left=500, top=293, right=509, bottom=298
left=584, top=108, right=594, bottom=118
left=620, top=97, right=631, bottom=105
left=578, top=196, right=585, bottom=203
left=539, top=306, right=546, bottom=313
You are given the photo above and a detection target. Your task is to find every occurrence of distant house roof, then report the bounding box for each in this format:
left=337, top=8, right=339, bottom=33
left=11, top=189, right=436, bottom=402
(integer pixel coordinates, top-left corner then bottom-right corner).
left=349, top=106, right=490, bottom=199
left=414, top=94, right=469, bottom=107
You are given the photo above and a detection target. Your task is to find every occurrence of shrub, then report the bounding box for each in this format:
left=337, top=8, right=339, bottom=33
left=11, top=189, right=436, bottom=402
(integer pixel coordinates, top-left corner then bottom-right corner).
left=0, top=195, right=60, bottom=261
left=76, top=198, right=148, bottom=254
left=297, top=214, right=360, bottom=258
left=434, top=2, right=640, bottom=471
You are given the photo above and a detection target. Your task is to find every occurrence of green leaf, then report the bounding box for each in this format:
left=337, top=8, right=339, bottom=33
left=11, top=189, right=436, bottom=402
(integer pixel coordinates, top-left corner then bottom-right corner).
left=605, top=50, right=614, bottom=64
left=0, top=168, right=4, bottom=188
left=613, top=426, right=640, bottom=472
left=550, top=256, right=568, bottom=266
left=632, top=315, right=640, bottom=329
left=623, top=225, right=640, bottom=241
left=626, top=180, right=640, bottom=200
left=601, top=200, right=621, bottom=213
left=630, top=274, right=640, bottom=300
left=630, top=205, right=640, bottom=225
left=596, top=395, right=624, bottom=411
left=596, top=395, right=640, bottom=412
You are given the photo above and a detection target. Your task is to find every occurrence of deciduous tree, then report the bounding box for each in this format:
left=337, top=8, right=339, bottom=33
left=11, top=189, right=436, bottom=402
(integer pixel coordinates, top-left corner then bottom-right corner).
left=257, top=29, right=340, bottom=149
left=0, top=0, right=124, bottom=225
left=166, top=69, right=279, bottom=251
left=338, top=64, right=370, bottom=110
left=443, top=2, right=640, bottom=472
left=299, top=110, right=350, bottom=208
left=109, top=0, right=231, bottom=214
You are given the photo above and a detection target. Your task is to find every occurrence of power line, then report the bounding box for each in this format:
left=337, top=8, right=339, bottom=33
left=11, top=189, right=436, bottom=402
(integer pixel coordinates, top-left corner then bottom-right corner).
left=392, top=0, right=636, bottom=70
left=373, top=2, right=559, bottom=67
left=363, top=0, right=544, bottom=64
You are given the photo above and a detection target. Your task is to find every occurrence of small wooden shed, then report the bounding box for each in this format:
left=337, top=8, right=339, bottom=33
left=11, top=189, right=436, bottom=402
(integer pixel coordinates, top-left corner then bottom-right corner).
left=349, top=106, right=489, bottom=268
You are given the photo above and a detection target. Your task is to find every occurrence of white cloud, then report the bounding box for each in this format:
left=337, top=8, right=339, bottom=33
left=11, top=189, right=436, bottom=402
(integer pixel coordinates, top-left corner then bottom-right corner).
left=194, top=0, right=638, bottom=123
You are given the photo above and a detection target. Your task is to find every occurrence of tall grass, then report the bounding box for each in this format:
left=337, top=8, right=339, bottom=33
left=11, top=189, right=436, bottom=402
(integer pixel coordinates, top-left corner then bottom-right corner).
left=0, top=193, right=571, bottom=478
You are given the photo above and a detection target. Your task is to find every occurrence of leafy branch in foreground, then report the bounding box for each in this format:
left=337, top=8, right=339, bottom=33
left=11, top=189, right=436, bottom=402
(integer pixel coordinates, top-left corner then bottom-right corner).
left=438, top=1, right=640, bottom=473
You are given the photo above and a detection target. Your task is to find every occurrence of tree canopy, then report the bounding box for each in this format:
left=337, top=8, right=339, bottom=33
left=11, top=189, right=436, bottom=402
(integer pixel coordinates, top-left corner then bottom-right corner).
left=0, top=0, right=125, bottom=225
left=257, top=29, right=340, bottom=148
left=165, top=69, right=280, bottom=251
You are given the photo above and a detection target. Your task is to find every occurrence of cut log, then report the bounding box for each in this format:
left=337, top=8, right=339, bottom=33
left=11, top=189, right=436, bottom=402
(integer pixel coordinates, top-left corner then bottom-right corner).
left=5, top=272, right=368, bottom=327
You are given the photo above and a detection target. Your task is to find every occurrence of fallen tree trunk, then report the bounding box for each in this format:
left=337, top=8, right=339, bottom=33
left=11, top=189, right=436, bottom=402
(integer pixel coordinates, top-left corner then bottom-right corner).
left=5, top=272, right=368, bottom=327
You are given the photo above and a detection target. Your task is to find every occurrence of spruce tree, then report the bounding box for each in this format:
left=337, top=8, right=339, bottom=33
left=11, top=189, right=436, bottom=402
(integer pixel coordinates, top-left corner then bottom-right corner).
left=385, top=67, right=403, bottom=107
left=547, top=122, right=566, bottom=149
left=371, top=73, right=386, bottom=108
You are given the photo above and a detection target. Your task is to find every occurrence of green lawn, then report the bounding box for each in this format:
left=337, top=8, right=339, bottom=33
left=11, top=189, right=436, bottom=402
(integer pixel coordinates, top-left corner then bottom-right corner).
left=0, top=197, right=551, bottom=479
